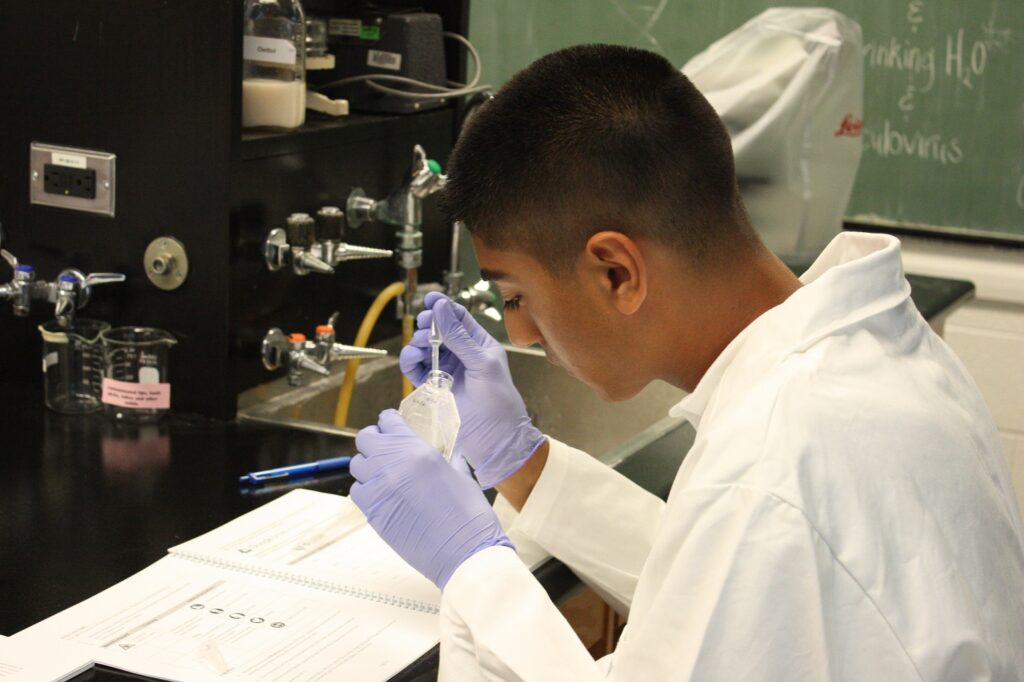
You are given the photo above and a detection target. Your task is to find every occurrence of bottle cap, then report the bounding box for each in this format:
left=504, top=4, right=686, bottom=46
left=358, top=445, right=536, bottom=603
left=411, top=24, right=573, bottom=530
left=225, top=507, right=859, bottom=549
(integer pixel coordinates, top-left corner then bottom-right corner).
left=315, top=325, right=334, bottom=335
left=288, top=333, right=306, bottom=343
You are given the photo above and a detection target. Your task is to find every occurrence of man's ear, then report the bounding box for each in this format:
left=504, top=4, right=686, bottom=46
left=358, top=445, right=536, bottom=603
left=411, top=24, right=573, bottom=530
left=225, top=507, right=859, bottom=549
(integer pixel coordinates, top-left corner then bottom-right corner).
left=581, top=231, right=647, bottom=315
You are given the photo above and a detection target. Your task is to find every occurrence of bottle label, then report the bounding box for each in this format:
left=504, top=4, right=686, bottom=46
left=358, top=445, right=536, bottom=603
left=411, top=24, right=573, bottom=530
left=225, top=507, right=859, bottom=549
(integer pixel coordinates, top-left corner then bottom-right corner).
left=243, top=36, right=297, bottom=66
left=102, top=377, right=171, bottom=410
left=328, top=18, right=361, bottom=37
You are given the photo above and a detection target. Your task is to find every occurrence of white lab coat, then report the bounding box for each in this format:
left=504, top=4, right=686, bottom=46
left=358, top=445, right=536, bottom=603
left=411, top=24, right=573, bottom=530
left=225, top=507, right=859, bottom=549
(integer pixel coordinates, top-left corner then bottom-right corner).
left=439, top=232, right=1024, bottom=681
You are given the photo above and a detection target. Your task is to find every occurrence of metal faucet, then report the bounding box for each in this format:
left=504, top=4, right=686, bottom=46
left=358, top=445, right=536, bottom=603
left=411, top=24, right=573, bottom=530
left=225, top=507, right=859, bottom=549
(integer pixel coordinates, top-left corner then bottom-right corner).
left=346, top=144, right=446, bottom=318
left=0, top=249, right=124, bottom=324
left=264, top=209, right=393, bottom=276
left=261, top=316, right=387, bottom=386
left=443, top=220, right=499, bottom=315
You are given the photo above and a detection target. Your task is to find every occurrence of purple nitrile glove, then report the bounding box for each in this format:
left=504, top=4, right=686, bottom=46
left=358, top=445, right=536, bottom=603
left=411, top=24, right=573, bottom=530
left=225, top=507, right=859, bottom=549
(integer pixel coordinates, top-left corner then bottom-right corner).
left=349, top=409, right=513, bottom=591
left=399, top=292, right=547, bottom=489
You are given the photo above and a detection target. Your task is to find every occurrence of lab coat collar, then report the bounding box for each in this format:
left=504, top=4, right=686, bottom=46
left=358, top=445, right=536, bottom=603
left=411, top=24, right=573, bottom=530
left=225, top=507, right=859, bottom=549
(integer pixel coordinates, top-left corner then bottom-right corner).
left=669, top=232, right=911, bottom=427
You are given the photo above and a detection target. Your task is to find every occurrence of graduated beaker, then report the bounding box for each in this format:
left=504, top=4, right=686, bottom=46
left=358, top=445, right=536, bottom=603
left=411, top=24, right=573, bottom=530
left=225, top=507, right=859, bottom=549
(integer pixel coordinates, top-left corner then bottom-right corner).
left=38, top=318, right=110, bottom=414
left=100, top=327, right=177, bottom=422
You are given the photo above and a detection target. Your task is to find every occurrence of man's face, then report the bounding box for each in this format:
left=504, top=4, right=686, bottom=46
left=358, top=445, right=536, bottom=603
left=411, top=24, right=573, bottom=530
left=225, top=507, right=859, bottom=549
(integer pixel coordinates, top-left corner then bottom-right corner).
left=472, top=236, right=647, bottom=401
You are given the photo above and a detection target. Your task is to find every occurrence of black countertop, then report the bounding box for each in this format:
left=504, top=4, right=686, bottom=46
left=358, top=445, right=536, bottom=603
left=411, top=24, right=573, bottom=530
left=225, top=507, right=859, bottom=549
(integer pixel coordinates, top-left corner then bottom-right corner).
left=0, top=272, right=974, bottom=680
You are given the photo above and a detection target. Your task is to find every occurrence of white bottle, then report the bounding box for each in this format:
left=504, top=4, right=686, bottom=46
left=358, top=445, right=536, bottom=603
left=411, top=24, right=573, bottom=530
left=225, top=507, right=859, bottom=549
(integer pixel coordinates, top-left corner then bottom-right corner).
left=399, top=370, right=461, bottom=461
left=242, top=0, right=306, bottom=129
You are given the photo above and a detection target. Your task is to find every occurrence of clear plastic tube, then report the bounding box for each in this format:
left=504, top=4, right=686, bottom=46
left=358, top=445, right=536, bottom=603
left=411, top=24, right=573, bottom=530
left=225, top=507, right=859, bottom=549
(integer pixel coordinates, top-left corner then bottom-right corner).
left=430, top=317, right=441, bottom=375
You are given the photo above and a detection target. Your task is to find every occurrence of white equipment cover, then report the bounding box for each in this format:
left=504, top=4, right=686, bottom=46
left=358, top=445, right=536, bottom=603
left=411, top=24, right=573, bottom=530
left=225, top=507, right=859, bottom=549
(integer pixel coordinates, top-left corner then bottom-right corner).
left=683, top=8, right=864, bottom=261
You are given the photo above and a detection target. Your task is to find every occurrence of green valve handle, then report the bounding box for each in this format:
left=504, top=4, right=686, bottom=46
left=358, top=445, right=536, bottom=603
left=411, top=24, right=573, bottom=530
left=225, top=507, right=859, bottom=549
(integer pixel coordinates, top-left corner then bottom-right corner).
left=427, top=159, right=442, bottom=174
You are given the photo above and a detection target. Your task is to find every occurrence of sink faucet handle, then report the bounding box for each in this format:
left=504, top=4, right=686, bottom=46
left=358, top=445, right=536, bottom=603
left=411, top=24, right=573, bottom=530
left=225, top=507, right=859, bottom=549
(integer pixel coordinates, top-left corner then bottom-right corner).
left=286, top=213, right=316, bottom=249
left=53, top=268, right=126, bottom=318
left=84, top=272, right=127, bottom=287
left=315, top=206, right=345, bottom=242
left=410, top=144, right=442, bottom=178
left=409, top=147, right=446, bottom=199
left=1, top=249, right=17, bottom=270
left=261, top=328, right=290, bottom=370
left=346, top=188, right=376, bottom=230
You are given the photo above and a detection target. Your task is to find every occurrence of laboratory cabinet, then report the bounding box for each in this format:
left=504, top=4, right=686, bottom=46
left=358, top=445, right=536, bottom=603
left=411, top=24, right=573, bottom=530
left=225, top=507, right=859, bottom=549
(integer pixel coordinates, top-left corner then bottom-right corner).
left=0, top=0, right=469, bottom=419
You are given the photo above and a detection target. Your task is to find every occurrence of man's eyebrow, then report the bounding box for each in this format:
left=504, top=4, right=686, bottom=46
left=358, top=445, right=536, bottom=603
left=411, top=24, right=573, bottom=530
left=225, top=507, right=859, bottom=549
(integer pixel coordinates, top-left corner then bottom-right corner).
left=479, top=269, right=512, bottom=283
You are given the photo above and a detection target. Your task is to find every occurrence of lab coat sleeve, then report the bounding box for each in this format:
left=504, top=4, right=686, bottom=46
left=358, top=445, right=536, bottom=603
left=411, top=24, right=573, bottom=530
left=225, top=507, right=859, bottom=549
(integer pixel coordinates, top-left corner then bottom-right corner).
left=443, top=484, right=895, bottom=680
left=440, top=545, right=607, bottom=681
left=501, top=437, right=666, bottom=614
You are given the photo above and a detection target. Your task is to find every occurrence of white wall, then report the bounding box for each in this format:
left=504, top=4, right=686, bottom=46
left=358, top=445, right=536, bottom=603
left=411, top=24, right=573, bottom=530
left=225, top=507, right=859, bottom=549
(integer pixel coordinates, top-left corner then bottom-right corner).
left=899, top=235, right=1024, bottom=517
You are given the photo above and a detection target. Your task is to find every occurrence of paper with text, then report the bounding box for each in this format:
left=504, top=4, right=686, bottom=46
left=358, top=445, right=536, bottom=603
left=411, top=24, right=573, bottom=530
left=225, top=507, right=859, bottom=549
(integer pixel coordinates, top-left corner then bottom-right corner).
left=0, top=634, right=94, bottom=682
left=168, top=489, right=440, bottom=610
left=17, top=557, right=438, bottom=681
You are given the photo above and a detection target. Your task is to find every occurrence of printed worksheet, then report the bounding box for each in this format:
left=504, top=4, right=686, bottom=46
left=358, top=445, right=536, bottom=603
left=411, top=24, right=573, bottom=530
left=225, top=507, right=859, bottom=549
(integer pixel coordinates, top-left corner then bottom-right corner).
left=0, top=634, right=94, bottom=681
left=169, top=489, right=441, bottom=609
left=17, top=555, right=438, bottom=681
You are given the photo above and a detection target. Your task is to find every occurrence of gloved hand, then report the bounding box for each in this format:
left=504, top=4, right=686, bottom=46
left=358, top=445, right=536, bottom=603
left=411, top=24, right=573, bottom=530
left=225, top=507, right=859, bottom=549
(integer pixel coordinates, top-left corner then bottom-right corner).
left=350, top=409, right=514, bottom=590
left=400, top=292, right=546, bottom=489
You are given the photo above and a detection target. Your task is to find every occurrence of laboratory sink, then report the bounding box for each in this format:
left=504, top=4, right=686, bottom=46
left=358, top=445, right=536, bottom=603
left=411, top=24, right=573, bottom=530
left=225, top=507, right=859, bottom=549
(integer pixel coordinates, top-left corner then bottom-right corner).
left=238, top=338, right=688, bottom=464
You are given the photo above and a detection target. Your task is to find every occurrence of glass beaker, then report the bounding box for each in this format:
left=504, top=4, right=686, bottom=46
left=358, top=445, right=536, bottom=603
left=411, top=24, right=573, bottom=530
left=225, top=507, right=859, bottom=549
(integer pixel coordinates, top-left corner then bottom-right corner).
left=100, top=327, right=177, bottom=422
left=38, top=318, right=110, bottom=414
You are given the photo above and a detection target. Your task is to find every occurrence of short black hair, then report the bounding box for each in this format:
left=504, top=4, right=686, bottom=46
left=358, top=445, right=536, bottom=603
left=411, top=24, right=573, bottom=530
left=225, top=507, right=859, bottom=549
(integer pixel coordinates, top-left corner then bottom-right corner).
left=440, top=44, right=759, bottom=273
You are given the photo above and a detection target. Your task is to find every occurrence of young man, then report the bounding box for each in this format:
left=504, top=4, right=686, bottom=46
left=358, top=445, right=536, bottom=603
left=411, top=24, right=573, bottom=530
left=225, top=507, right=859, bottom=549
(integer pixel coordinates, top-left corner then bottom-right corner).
left=349, top=45, right=1024, bottom=679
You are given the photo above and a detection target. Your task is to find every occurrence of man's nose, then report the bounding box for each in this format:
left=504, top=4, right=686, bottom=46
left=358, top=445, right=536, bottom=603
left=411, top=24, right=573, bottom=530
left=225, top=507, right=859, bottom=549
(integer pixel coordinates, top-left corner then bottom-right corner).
left=505, top=312, right=543, bottom=349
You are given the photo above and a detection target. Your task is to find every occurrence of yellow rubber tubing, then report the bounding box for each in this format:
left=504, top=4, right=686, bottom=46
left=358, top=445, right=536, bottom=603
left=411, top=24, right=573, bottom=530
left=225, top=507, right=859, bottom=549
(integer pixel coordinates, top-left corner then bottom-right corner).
left=333, top=281, right=407, bottom=428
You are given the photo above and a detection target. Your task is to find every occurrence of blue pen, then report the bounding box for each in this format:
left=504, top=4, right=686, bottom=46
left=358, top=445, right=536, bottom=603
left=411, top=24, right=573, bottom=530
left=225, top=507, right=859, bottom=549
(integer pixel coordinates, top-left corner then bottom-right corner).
left=239, top=456, right=352, bottom=486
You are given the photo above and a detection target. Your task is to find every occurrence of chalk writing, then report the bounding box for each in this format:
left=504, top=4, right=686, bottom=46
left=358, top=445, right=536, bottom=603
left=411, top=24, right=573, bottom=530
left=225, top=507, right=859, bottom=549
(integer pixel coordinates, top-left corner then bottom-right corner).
left=907, top=0, right=924, bottom=33
left=946, top=28, right=987, bottom=89
left=864, top=120, right=963, bottom=165
left=863, top=38, right=936, bottom=92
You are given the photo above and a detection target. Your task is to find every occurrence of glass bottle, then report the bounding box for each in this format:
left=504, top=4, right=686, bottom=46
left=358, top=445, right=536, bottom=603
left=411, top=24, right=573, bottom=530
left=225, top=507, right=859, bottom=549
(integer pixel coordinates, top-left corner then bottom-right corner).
left=242, top=0, right=306, bottom=129
left=399, top=370, right=461, bottom=462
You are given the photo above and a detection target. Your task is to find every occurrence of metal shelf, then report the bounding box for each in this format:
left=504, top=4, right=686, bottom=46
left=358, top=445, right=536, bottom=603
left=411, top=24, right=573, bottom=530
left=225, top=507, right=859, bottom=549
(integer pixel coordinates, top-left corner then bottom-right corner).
left=238, top=108, right=454, bottom=161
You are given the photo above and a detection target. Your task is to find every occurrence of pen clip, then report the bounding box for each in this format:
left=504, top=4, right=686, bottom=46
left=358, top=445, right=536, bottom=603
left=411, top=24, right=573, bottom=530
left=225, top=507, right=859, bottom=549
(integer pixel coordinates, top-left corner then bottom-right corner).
left=253, top=472, right=290, bottom=482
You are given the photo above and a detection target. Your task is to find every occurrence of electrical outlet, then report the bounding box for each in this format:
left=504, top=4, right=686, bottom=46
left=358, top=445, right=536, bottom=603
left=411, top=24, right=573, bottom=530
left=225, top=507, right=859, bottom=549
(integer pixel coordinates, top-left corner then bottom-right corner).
left=43, top=164, right=97, bottom=199
left=30, top=143, right=115, bottom=216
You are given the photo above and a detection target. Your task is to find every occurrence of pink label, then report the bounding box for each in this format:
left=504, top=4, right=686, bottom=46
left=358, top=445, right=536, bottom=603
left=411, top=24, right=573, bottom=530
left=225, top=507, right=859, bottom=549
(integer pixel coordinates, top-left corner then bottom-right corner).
left=102, top=377, right=171, bottom=409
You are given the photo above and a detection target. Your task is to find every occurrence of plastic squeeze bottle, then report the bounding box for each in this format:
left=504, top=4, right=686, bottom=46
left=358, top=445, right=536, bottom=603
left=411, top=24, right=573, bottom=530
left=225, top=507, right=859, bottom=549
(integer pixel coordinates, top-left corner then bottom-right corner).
left=398, top=319, right=461, bottom=460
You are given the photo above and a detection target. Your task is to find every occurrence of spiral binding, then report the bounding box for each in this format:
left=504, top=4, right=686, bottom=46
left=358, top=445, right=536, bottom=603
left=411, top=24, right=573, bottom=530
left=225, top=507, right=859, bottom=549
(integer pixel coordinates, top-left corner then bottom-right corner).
left=170, top=549, right=440, bottom=615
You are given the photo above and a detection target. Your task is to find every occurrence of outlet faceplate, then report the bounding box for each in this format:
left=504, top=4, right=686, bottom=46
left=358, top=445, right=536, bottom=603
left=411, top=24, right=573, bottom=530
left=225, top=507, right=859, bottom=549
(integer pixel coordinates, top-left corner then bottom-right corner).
left=30, top=142, right=116, bottom=216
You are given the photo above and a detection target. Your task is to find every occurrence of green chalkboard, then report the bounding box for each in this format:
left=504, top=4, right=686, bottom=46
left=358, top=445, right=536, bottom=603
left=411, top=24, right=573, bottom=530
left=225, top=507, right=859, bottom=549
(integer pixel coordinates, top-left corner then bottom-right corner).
left=469, top=0, right=1024, bottom=243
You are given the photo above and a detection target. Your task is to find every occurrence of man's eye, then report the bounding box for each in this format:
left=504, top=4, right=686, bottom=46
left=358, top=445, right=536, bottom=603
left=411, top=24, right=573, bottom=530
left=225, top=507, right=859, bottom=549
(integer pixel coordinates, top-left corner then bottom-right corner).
left=503, top=296, right=521, bottom=312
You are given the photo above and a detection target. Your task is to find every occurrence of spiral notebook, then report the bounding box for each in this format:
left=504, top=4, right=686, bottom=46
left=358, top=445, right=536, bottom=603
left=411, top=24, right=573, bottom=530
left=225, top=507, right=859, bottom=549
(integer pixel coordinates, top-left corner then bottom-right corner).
left=15, top=490, right=441, bottom=681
